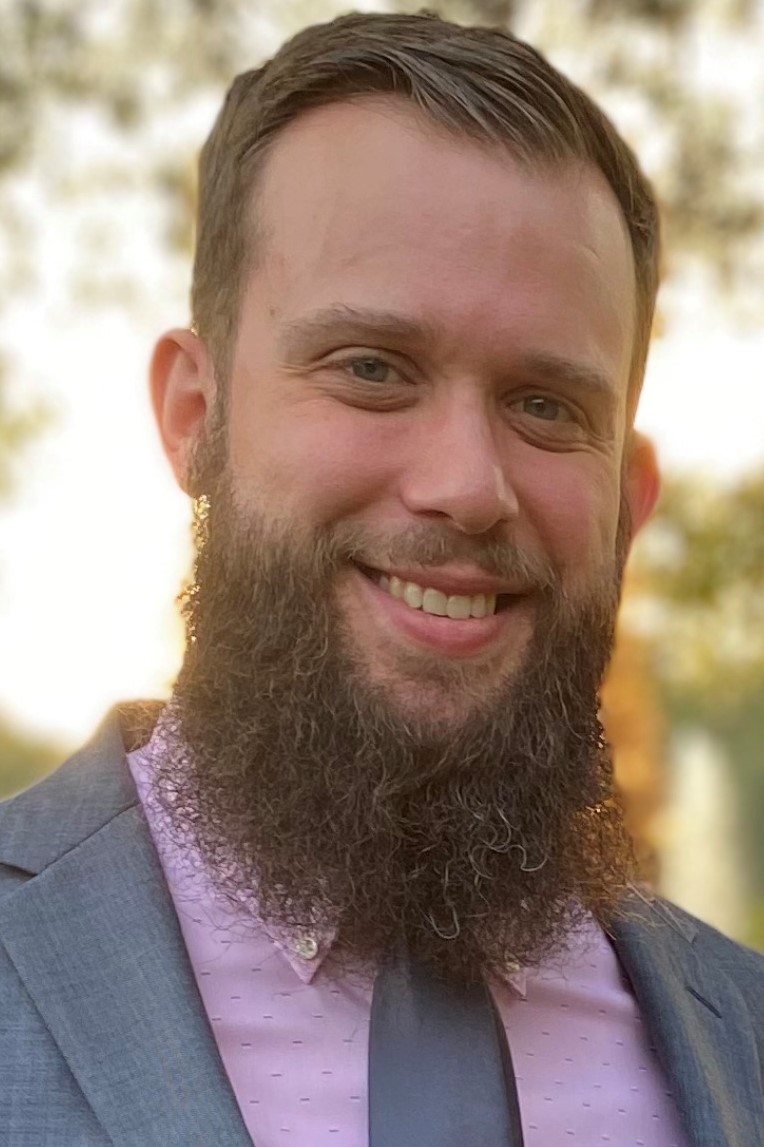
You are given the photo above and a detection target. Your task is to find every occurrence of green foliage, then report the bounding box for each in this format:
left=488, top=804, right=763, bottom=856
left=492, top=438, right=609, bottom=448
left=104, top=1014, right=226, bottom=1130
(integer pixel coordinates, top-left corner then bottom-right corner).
left=633, top=469, right=764, bottom=710
left=584, top=0, right=693, bottom=29
left=0, top=0, right=250, bottom=139
left=650, top=471, right=764, bottom=607
left=0, top=711, right=63, bottom=800
left=632, top=476, right=764, bottom=912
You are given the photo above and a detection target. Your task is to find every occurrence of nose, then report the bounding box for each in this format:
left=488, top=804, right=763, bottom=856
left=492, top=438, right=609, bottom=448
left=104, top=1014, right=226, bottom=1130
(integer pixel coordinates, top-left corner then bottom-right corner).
left=400, top=396, right=519, bottom=534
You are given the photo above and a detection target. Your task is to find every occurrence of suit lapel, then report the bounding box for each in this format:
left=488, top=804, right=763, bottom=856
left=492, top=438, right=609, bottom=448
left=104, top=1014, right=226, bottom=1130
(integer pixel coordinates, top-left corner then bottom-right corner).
left=610, top=894, right=764, bottom=1147
left=0, top=708, right=252, bottom=1146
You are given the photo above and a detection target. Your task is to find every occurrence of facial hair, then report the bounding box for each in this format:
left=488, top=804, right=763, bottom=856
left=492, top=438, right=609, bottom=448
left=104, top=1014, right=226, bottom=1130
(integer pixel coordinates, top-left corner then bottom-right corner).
left=151, top=431, right=637, bottom=987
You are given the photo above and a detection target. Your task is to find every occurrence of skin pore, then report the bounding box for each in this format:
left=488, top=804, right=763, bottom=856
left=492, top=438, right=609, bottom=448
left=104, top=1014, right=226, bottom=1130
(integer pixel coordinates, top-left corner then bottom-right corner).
left=149, top=97, right=660, bottom=985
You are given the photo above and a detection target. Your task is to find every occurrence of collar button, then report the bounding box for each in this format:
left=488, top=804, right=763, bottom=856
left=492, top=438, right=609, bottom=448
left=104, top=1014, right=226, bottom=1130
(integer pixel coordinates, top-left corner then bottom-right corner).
left=295, top=935, right=319, bottom=960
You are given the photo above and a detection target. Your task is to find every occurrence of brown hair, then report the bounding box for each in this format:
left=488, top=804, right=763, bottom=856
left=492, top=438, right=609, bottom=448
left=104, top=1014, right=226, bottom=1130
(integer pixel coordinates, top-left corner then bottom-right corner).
left=192, top=10, right=660, bottom=421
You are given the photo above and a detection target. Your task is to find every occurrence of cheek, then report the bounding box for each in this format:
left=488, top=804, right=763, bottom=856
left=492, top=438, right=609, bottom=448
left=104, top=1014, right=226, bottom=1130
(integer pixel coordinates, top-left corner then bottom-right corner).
left=515, top=458, right=620, bottom=578
left=228, top=398, right=397, bottom=520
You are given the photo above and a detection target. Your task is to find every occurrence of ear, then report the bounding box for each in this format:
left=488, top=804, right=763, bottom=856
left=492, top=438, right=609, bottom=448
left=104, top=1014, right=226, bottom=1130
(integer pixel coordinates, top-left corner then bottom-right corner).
left=623, top=429, right=661, bottom=545
left=149, top=328, right=216, bottom=496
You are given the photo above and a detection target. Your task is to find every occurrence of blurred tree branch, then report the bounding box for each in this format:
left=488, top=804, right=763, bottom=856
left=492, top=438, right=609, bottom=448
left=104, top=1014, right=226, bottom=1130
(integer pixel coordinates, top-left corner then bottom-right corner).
left=631, top=470, right=764, bottom=712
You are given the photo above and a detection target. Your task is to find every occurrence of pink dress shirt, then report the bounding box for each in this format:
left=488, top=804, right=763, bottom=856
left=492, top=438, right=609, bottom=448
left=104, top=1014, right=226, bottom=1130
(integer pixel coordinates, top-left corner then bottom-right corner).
left=128, top=726, right=690, bottom=1146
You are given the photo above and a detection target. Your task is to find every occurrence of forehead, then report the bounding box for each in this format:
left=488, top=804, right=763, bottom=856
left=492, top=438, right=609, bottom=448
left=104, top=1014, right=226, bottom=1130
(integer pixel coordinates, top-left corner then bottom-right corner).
left=248, top=97, right=636, bottom=393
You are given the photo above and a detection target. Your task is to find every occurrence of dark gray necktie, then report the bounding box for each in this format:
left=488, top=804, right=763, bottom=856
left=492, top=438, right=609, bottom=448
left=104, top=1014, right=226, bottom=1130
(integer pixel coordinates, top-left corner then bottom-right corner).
left=368, top=959, right=525, bottom=1146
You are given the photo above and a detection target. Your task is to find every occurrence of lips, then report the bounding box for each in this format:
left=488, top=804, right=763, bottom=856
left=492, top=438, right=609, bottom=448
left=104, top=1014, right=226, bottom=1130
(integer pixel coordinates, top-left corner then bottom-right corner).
left=354, top=562, right=516, bottom=607
left=351, top=562, right=528, bottom=659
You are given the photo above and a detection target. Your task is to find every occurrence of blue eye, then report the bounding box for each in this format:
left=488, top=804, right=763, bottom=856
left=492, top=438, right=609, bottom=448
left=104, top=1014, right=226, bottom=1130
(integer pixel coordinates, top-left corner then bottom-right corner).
left=519, top=396, right=571, bottom=422
left=348, top=357, right=391, bottom=383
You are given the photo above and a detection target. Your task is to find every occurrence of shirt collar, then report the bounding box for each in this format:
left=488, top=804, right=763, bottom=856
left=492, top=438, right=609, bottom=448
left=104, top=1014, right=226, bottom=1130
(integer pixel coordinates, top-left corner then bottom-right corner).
left=261, top=916, right=528, bottom=998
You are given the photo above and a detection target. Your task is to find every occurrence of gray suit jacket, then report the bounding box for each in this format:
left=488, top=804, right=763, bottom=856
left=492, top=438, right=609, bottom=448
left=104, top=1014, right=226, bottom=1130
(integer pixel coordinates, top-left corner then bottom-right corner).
left=1, top=702, right=763, bottom=1146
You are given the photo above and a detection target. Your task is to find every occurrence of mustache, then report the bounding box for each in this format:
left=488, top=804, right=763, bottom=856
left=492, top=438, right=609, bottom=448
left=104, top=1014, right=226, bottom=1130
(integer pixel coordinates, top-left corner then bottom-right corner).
left=293, top=518, right=557, bottom=591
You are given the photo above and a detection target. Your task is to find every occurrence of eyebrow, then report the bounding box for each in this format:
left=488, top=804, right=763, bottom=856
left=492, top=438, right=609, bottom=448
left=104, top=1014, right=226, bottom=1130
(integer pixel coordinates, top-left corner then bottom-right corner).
left=278, top=305, right=434, bottom=358
left=513, top=351, right=618, bottom=403
left=279, top=305, right=618, bottom=402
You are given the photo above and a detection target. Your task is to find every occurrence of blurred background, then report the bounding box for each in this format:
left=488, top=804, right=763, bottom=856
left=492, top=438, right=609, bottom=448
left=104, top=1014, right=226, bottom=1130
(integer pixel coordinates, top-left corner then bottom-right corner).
left=1, top=0, right=763, bottom=946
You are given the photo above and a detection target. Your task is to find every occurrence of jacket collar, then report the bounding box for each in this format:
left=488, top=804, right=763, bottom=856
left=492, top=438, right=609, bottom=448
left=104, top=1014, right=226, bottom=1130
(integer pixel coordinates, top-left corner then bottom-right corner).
left=0, top=703, right=252, bottom=1146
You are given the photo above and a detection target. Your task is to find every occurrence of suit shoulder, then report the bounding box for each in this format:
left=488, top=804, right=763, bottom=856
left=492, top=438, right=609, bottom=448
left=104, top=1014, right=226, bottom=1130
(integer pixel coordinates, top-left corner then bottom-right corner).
left=695, top=913, right=764, bottom=973
left=657, top=896, right=764, bottom=1004
left=659, top=897, right=764, bottom=962
left=0, top=702, right=159, bottom=877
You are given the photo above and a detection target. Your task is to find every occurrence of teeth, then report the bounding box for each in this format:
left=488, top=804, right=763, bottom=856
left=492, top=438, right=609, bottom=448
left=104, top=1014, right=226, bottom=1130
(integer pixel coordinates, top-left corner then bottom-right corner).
left=446, top=595, right=472, bottom=620
left=470, top=594, right=487, bottom=619
left=384, top=574, right=497, bottom=618
left=422, top=587, right=447, bottom=616
left=389, top=575, right=406, bottom=600
left=403, top=582, right=424, bottom=609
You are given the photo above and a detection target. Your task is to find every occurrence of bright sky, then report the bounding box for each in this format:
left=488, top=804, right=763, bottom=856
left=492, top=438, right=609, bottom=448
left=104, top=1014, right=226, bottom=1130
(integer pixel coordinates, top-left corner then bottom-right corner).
left=0, top=5, right=762, bottom=750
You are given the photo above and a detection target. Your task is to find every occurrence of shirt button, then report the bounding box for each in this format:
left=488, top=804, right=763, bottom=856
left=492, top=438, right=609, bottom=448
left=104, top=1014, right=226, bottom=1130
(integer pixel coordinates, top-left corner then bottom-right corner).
left=295, top=935, right=319, bottom=960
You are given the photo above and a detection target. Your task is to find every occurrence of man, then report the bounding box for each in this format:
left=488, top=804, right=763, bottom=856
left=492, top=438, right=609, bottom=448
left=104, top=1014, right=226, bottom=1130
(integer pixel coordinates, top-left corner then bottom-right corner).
left=1, top=10, right=762, bottom=1146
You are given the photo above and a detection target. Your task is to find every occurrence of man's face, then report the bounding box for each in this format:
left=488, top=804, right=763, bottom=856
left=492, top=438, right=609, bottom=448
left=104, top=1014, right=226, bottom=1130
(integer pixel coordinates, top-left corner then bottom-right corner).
left=221, top=98, right=636, bottom=726
left=152, top=96, right=655, bottom=983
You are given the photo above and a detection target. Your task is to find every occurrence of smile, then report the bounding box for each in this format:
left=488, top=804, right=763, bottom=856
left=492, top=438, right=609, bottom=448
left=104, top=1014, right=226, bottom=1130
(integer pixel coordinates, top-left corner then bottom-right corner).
left=352, top=564, right=526, bottom=658
left=357, top=564, right=515, bottom=619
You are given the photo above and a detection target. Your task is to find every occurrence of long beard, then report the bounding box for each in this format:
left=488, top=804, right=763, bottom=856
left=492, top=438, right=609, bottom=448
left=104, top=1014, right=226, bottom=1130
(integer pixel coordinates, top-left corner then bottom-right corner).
left=151, top=462, right=636, bottom=987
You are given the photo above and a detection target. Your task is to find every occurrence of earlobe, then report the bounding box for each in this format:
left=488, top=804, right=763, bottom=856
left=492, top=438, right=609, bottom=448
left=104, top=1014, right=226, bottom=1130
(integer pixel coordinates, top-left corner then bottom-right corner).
left=149, top=328, right=215, bottom=496
left=624, top=430, right=661, bottom=540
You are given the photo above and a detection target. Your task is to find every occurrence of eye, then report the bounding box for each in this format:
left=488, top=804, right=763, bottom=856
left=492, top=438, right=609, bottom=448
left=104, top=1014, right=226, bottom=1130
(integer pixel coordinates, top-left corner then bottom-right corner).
left=514, top=396, right=573, bottom=422
left=345, top=356, right=394, bottom=384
